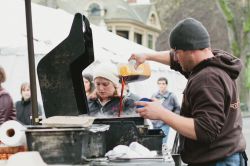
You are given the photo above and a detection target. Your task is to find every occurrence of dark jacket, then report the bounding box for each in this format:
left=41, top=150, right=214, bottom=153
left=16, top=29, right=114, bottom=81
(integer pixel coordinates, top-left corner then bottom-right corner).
left=88, top=97, right=136, bottom=116
left=0, top=88, right=16, bottom=124
left=15, top=98, right=42, bottom=125
left=151, top=91, right=180, bottom=128
left=170, top=49, right=246, bottom=164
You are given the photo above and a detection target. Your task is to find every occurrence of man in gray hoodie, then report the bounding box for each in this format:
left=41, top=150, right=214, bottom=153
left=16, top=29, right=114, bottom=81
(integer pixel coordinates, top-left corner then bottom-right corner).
left=129, top=18, right=247, bottom=165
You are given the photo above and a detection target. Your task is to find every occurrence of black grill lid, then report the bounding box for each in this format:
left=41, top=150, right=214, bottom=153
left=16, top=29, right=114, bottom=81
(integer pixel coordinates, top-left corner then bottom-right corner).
left=37, top=13, right=94, bottom=117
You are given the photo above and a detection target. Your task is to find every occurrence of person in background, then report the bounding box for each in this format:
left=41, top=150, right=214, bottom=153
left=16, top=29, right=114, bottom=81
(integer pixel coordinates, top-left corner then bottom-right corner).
left=82, top=73, right=95, bottom=99
left=129, top=18, right=247, bottom=165
left=151, top=77, right=180, bottom=144
left=0, top=65, right=16, bottom=125
left=88, top=65, right=136, bottom=117
left=15, top=82, right=43, bottom=125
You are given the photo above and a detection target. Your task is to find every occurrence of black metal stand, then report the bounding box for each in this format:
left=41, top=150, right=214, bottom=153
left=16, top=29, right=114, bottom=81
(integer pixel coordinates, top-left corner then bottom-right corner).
left=24, top=0, right=39, bottom=125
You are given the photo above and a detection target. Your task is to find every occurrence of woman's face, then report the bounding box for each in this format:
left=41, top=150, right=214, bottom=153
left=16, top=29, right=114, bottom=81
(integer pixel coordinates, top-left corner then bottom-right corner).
left=94, top=77, right=116, bottom=100
left=83, top=77, right=91, bottom=93
left=21, top=85, right=31, bottom=101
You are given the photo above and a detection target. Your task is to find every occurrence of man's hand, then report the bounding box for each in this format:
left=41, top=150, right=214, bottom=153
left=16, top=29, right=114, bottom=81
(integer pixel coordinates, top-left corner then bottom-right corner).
left=135, top=100, right=167, bottom=120
left=128, top=53, right=147, bottom=69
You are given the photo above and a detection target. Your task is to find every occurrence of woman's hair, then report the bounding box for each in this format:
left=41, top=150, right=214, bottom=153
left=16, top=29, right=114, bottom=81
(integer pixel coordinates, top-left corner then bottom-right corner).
left=20, top=82, right=30, bottom=94
left=83, top=73, right=95, bottom=93
left=0, top=66, right=6, bottom=84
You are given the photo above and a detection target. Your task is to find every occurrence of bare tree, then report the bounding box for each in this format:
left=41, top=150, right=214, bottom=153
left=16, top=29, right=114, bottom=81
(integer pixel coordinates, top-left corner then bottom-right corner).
left=217, top=0, right=250, bottom=111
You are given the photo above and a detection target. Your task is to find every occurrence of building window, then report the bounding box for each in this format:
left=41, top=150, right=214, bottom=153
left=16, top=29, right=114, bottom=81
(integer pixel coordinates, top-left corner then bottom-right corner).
left=134, top=33, right=142, bottom=45
left=147, top=34, right=153, bottom=49
left=88, top=3, right=101, bottom=16
left=149, top=14, right=156, bottom=25
left=116, top=30, right=129, bottom=39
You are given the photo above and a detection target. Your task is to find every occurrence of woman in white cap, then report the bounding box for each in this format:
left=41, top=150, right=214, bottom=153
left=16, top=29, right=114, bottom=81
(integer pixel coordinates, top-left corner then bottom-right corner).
left=88, top=65, right=136, bottom=116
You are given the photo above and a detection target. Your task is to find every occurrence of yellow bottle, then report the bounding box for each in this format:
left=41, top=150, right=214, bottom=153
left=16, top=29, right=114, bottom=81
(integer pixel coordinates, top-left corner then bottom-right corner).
left=118, top=60, right=151, bottom=83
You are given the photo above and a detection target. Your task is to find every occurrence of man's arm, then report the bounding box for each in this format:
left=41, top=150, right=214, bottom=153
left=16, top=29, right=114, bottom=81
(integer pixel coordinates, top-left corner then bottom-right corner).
left=161, top=110, right=197, bottom=140
left=136, top=101, right=197, bottom=140
left=129, top=51, right=172, bottom=68
left=144, top=51, right=171, bottom=65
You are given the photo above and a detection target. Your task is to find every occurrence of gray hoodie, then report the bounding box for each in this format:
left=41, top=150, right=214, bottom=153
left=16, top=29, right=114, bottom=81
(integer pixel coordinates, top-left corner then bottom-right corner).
left=151, top=91, right=180, bottom=128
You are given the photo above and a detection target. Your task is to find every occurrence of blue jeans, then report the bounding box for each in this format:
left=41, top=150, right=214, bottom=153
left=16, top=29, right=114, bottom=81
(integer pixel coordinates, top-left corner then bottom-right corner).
left=212, top=152, right=246, bottom=166
left=160, top=124, right=170, bottom=144
left=189, top=152, right=247, bottom=166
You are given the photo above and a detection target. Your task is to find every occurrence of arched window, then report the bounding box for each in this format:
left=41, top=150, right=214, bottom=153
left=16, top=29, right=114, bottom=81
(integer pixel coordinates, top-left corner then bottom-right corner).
left=88, top=3, right=101, bottom=16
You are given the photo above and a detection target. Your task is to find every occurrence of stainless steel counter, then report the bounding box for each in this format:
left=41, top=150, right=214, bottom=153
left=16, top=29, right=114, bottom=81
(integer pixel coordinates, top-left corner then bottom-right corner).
left=88, top=159, right=175, bottom=166
left=0, top=158, right=175, bottom=166
left=50, top=159, right=175, bottom=166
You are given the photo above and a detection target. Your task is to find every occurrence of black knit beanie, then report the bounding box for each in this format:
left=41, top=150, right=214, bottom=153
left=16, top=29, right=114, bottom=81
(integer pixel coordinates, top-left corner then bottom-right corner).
left=169, top=18, right=210, bottom=50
